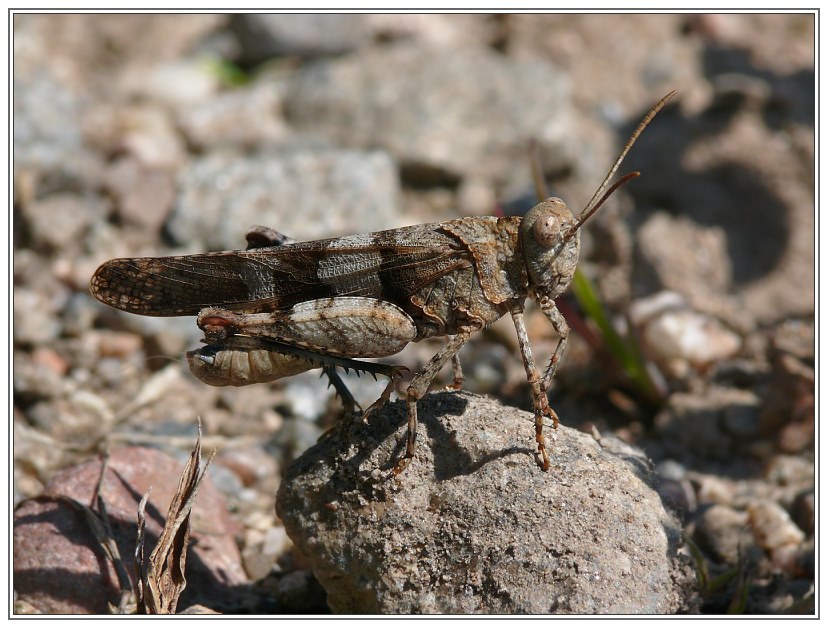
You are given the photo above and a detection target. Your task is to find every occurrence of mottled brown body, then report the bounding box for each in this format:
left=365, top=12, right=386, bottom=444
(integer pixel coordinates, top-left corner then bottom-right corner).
left=90, top=218, right=527, bottom=341
left=91, top=91, right=676, bottom=473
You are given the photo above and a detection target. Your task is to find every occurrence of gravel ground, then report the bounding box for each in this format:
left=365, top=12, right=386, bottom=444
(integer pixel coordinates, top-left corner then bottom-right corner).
left=12, top=13, right=814, bottom=615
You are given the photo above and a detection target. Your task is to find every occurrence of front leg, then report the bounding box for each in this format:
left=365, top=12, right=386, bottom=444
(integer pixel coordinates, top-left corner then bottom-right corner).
left=510, top=303, right=558, bottom=471
left=538, top=297, right=570, bottom=390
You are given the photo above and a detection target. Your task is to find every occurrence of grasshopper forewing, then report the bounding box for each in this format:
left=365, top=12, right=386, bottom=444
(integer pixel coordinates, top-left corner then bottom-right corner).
left=91, top=91, right=676, bottom=473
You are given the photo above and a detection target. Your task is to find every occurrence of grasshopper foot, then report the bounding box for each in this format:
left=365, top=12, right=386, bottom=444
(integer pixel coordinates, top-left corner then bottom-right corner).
left=533, top=399, right=559, bottom=472
left=392, top=452, right=413, bottom=475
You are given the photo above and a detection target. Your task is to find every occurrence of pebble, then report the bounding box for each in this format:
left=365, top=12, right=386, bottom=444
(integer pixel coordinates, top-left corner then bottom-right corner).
left=167, top=148, right=402, bottom=251
left=271, top=570, right=328, bottom=613
left=83, top=103, right=187, bottom=170
left=654, top=387, right=760, bottom=462
left=283, top=45, right=575, bottom=186
left=215, top=446, right=279, bottom=487
left=231, top=13, right=370, bottom=61
left=759, top=352, right=814, bottom=454
left=91, top=329, right=144, bottom=359
left=692, top=504, right=755, bottom=564
left=121, top=60, right=219, bottom=109
left=791, top=490, right=814, bottom=536
left=692, top=473, right=737, bottom=506
left=12, top=349, right=65, bottom=403
left=764, top=455, right=814, bottom=489
left=21, top=193, right=108, bottom=252
left=104, top=157, right=176, bottom=233
left=642, top=308, right=741, bottom=375
left=13, top=288, right=62, bottom=345
left=178, top=82, right=289, bottom=150
left=747, top=500, right=805, bottom=554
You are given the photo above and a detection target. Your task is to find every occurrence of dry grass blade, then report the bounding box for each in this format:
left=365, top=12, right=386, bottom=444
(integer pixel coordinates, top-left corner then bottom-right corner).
left=135, top=424, right=217, bottom=614
left=134, top=491, right=150, bottom=613
left=58, top=451, right=135, bottom=614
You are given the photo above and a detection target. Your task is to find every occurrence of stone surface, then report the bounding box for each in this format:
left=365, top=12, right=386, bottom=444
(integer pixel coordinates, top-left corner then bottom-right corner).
left=167, top=148, right=402, bottom=250
left=177, top=82, right=289, bottom=150
left=283, top=44, right=576, bottom=188
left=276, top=391, right=696, bottom=614
left=231, top=14, right=371, bottom=61
left=691, top=504, right=758, bottom=565
left=653, top=387, right=761, bottom=464
left=13, top=446, right=247, bottom=614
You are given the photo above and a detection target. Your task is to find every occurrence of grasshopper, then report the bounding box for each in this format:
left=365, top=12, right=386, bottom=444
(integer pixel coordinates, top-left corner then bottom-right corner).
left=91, top=91, right=676, bottom=473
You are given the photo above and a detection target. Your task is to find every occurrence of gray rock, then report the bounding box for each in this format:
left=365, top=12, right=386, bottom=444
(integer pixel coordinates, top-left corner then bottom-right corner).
left=276, top=391, right=697, bottom=614
left=654, top=387, right=761, bottom=463
left=692, top=504, right=759, bottom=565
left=167, top=148, right=402, bottom=250
left=20, top=192, right=109, bottom=251
left=103, top=158, right=176, bottom=233
left=14, top=74, right=83, bottom=171
left=13, top=287, right=63, bottom=345
left=230, top=14, right=370, bottom=61
left=283, top=45, right=576, bottom=187
left=177, top=82, right=289, bottom=150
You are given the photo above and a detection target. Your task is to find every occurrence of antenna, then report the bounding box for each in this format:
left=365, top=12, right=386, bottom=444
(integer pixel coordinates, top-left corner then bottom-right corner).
left=561, top=90, right=677, bottom=244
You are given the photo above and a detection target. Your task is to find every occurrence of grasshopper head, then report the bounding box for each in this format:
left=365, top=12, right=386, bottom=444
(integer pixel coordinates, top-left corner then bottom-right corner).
left=519, top=90, right=677, bottom=306
left=520, top=197, right=581, bottom=301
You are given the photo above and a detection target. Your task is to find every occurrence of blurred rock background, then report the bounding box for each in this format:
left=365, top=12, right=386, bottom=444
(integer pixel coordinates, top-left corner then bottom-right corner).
left=12, top=13, right=813, bottom=614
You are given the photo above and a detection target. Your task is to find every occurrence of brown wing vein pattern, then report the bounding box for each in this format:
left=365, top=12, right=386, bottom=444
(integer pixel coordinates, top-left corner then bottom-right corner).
left=90, top=236, right=470, bottom=317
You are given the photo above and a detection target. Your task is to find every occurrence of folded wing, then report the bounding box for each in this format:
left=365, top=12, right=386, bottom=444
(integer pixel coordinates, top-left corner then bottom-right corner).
left=90, top=227, right=470, bottom=316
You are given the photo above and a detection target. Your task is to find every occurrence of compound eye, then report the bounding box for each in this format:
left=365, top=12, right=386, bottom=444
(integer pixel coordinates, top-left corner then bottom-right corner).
left=532, top=212, right=562, bottom=248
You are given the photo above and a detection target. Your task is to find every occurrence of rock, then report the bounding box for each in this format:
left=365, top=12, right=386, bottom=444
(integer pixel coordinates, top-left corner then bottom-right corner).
left=13, top=349, right=68, bottom=402
left=103, top=157, right=176, bottom=233
left=20, top=193, right=108, bottom=251
left=691, top=473, right=737, bottom=507
left=230, top=14, right=371, bottom=61
left=179, top=604, right=221, bottom=614
left=82, top=103, right=187, bottom=170
left=13, top=73, right=101, bottom=186
left=635, top=213, right=734, bottom=316
left=120, top=60, right=219, bottom=109
left=283, top=45, right=575, bottom=187
left=13, top=446, right=247, bottom=614
left=763, top=455, right=814, bottom=493
left=791, top=490, right=814, bottom=536
left=654, top=387, right=760, bottom=463
left=13, top=288, right=63, bottom=346
left=629, top=292, right=744, bottom=377
left=364, top=14, right=498, bottom=49
left=242, top=525, right=292, bottom=581
left=654, top=459, right=696, bottom=516
left=14, top=15, right=225, bottom=91
left=270, top=570, right=329, bottom=613
left=276, top=391, right=696, bottom=614
left=177, top=82, right=289, bottom=150
left=747, top=500, right=806, bottom=555
left=167, top=148, right=402, bottom=250
left=759, top=352, right=814, bottom=454
left=692, top=504, right=757, bottom=564
left=770, top=319, right=814, bottom=363
left=641, top=306, right=741, bottom=377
